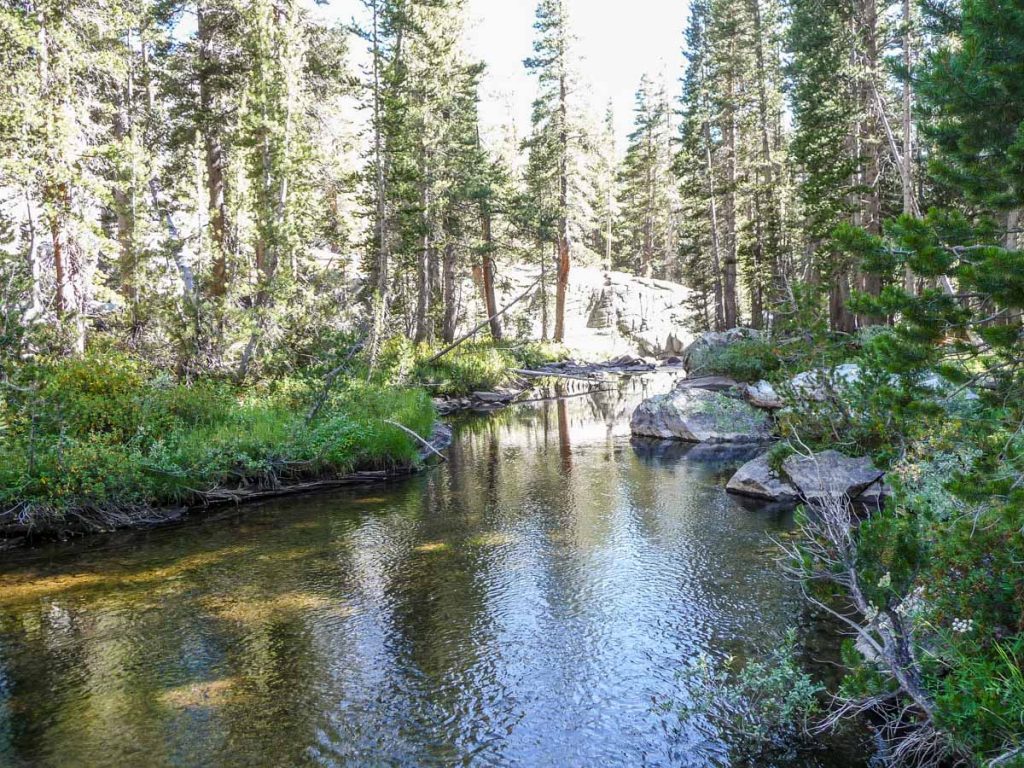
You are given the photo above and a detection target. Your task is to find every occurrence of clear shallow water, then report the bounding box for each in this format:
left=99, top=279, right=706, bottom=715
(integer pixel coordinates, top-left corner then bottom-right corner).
left=0, top=375, right=870, bottom=767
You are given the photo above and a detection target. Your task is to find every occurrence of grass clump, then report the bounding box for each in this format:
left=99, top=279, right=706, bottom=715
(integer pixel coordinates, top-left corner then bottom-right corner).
left=377, top=337, right=567, bottom=396
left=0, top=351, right=436, bottom=537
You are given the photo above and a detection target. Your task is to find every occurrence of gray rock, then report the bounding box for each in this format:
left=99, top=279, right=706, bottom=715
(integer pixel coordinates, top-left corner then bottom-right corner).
left=726, top=453, right=799, bottom=502
left=682, top=328, right=763, bottom=375
left=676, top=375, right=741, bottom=393
left=789, top=364, right=863, bottom=402
left=472, top=391, right=515, bottom=404
left=782, top=450, right=885, bottom=502
left=630, top=387, right=773, bottom=443
left=744, top=380, right=783, bottom=409
left=915, top=372, right=980, bottom=401
left=856, top=479, right=894, bottom=510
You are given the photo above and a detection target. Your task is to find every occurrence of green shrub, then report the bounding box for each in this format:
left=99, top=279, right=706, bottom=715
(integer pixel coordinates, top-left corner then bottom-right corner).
left=698, top=339, right=781, bottom=383
left=679, top=630, right=824, bottom=748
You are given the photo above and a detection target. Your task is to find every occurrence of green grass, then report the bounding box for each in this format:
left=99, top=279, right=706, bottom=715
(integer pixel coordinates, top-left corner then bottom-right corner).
left=376, top=337, right=567, bottom=396
left=0, top=351, right=436, bottom=535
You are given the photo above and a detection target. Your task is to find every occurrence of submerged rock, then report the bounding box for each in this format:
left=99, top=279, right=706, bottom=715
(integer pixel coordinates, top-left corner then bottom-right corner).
left=630, top=388, right=772, bottom=443
left=781, top=450, right=884, bottom=502
left=726, top=453, right=799, bottom=502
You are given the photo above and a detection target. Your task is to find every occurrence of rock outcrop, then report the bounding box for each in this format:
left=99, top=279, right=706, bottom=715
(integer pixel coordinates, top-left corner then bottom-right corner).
left=725, top=453, right=799, bottom=502
left=675, top=375, right=741, bottom=393
left=630, top=388, right=772, bottom=443
left=743, top=380, right=783, bottom=410
left=788, top=364, right=863, bottom=402
left=727, top=449, right=888, bottom=506
left=459, top=265, right=697, bottom=359
left=781, top=450, right=885, bottom=502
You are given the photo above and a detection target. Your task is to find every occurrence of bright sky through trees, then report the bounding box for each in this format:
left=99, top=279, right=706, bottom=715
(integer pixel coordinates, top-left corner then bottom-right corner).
left=300, top=0, right=688, bottom=147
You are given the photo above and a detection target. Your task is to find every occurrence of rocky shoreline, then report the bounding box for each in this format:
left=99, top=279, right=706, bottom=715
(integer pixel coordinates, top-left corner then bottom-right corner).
left=624, top=329, right=892, bottom=509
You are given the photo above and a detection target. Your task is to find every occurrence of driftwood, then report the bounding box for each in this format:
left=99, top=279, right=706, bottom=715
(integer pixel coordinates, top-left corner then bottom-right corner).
left=384, top=419, right=447, bottom=462
left=425, top=275, right=543, bottom=365
left=513, top=368, right=603, bottom=382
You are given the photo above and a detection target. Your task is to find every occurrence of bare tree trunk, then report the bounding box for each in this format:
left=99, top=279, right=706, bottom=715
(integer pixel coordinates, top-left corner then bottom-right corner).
left=442, top=240, right=457, bottom=343
left=554, top=70, right=570, bottom=343
left=703, top=121, right=726, bottom=331
left=480, top=203, right=502, bottom=340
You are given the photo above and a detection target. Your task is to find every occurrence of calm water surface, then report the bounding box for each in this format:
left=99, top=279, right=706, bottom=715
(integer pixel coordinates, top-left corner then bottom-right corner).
left=0, top=375, right=871, bottom=767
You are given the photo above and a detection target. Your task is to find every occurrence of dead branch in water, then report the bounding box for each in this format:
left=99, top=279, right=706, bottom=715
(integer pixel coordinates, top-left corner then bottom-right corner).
left=384, top=420, right=447, bottom=462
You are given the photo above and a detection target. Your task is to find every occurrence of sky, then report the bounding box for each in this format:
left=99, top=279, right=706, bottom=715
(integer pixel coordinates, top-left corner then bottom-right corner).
left=308, top=0, right=690, bottom=150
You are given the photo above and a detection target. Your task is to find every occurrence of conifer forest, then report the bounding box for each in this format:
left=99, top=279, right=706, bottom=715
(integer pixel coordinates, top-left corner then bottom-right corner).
left=1, top=0, right=1023, bottom=766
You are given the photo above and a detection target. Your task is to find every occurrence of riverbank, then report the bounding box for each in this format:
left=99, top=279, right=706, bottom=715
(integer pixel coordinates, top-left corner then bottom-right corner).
left=0, top=350, right=447, bottom=546
left=0, top=341, right=572, bottom=547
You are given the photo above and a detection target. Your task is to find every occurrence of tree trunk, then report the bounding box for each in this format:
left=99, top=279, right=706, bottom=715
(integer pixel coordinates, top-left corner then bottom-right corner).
left=366, top=0, right=391, bottom=370
left=112, top=49, right=137, bottom=316
left=415, top=181, right=432, bottom=343
left=703, top=120, right=726, bottom=331
left=442, top=240, right=457, bottom=344
left=480, top=203, right=502, bottom=340
left=198, top=2, right=229, bottom=299
left=723, top=64, right=739, bottom=329
left=554, top=70, right=570, bottom=343
left=859, top=0, right=884, bottom=325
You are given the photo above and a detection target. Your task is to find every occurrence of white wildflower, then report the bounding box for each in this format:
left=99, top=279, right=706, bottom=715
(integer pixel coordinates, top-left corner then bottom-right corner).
left=952, top=618, right=975, bottom=634
left=878, top=572, right=891, bottom=589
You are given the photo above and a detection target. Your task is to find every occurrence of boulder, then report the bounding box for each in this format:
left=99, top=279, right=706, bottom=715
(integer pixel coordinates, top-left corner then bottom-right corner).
left=676, top=375, right=741, bottom=393
left=856, top=478, right=894, bottom=510
left=682, top=328, right=763, bottom=375
left=789, top=364, right=863, bottom=402
left=782, top=450, right=885, bottom=502
left=726, top=453, right=800, bottom=503
left=472, top=391, right=516, bottom=404
left=915, top=372, right=980, bottom=401
left=744, top=380, right=784, bottom=410
left=630, top=387, right=772, bottom=443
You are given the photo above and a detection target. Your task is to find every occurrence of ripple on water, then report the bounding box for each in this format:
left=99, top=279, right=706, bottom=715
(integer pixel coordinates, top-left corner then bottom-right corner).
left=0, top=376, right=870, bottom=767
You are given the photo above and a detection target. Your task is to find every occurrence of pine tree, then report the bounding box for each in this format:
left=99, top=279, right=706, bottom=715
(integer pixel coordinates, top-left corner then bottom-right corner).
left=523, top=0, right=578, bottom=343
left=618, top=76, right=675, bottom=279
left=676, top=0, right=725, bottom=330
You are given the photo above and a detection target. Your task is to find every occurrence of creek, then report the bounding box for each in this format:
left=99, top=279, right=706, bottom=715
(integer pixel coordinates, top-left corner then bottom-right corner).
left=0, top=373, right=871, bottom=767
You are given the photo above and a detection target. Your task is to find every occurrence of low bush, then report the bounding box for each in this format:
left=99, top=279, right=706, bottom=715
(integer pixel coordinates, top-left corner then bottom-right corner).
left=679, top=630, right=824, bottom=752
left=697, top=338, right=782, bottom=383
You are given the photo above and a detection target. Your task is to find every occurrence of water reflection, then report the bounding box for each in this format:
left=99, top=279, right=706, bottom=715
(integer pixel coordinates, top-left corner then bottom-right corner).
left=0, top=375, right=869, bottom=767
